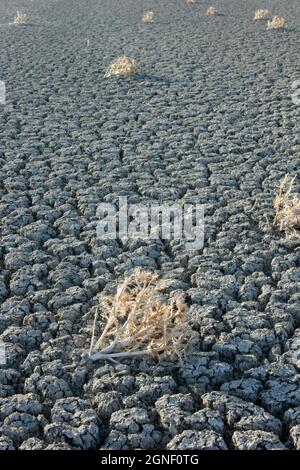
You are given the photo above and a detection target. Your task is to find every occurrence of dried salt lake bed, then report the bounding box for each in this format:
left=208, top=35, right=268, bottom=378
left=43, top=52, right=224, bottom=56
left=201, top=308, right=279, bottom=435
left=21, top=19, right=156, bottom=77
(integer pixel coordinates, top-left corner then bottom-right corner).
left=0, top=0, right=300, bottom=451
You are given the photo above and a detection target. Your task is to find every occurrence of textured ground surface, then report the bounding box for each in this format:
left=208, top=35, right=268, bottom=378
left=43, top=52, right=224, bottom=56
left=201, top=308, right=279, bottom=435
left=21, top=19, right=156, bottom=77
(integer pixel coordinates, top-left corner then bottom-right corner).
left=0, top=0, right=300, bottom=450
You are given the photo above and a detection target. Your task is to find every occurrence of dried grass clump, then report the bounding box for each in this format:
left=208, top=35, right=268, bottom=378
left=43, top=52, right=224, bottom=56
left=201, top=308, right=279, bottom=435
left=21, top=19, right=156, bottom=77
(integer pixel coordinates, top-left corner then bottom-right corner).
left=12, top=11, right=28, bottom=25
left=186, top=0, right=196, bottom=4
left=267, top=16, right=285, bottom=29
left=89, top=269, right=198, bottom=362
left=142, top=11, right=154, bottom=23
left=104, top=56, right=138, bottom=78
left=254, top=9, right=271, bottom=20
left=206, top=6, right=220, bottom=15
left=274, top=176, right=300, bottom=237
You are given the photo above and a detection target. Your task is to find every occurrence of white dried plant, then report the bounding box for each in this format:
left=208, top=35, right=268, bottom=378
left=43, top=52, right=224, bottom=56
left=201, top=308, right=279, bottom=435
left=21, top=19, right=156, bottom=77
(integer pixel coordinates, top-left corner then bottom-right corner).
left=89, top=269, right=198, bottom=362
left=142, top=11, right=154, bottom=23
left=267, top=16, right=285, bottom=29
left=206, top=6, right=220, bottom=16
left=274, top=175, right=300, bottom=237
left=254, top=9, right=271, bottom=20
left=12, top=11, right=28, bottom=25
left=104, top=56, right=138, bottom=78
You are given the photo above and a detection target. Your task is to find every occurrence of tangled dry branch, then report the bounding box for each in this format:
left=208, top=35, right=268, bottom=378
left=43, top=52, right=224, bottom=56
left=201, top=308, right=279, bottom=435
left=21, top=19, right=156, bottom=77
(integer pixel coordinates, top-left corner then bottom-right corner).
left=104, top=56, right=138, bottom=78
left=206, top=7, right=220, bottom=16
left=254, top=9, right=271, bottom=20
left=12, top=11, right=28, bottom=25
left=89, top=269, right=198, bottom=362
left=267, top=16, right=285, bottom=29
left=274, top=176, right=300, bottom=237
left=142, top=11, right=154, bottom=23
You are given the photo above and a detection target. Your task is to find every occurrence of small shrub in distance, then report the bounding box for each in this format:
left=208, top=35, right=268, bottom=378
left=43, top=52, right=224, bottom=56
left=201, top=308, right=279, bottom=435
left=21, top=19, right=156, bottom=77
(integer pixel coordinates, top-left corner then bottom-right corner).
left=254, top=9, right=271, bottom=20
left=267, top=16, right=285, bottom=29
left=104, top=56, right=138, bottom=78
left=12, top=11, right=28, bottom=25
left=142, top=11, right=154, bottom=23
left=206, top=6, right=220, bottom=15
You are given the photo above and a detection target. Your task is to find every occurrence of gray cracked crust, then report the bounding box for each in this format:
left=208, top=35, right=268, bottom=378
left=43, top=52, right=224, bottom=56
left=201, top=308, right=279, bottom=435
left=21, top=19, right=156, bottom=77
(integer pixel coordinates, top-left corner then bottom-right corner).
left=0, top=0, right=300, bottom=450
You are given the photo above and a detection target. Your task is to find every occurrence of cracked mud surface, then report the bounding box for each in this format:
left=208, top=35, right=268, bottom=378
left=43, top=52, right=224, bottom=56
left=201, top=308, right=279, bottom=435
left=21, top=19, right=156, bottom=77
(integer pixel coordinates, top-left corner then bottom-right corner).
left=0, top=0, right=300, bottom=450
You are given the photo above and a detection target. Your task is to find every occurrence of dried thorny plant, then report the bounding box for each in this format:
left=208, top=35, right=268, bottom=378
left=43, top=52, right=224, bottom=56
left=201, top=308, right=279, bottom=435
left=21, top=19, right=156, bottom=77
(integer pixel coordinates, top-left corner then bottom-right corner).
left=267, top=16, right=285, bottom=29
left=254, top=9, right=271, bottom=20
left=89, top=269, right=198, bottom=362
left=142, top=11, right=154, bottom=23
left=104, top=56, right=138, bottom=78
left=206, top=6, right=220, bottom=16
left=12, top=11, right=28, bottom=25
left=274, top=176, right=300, bottom=237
